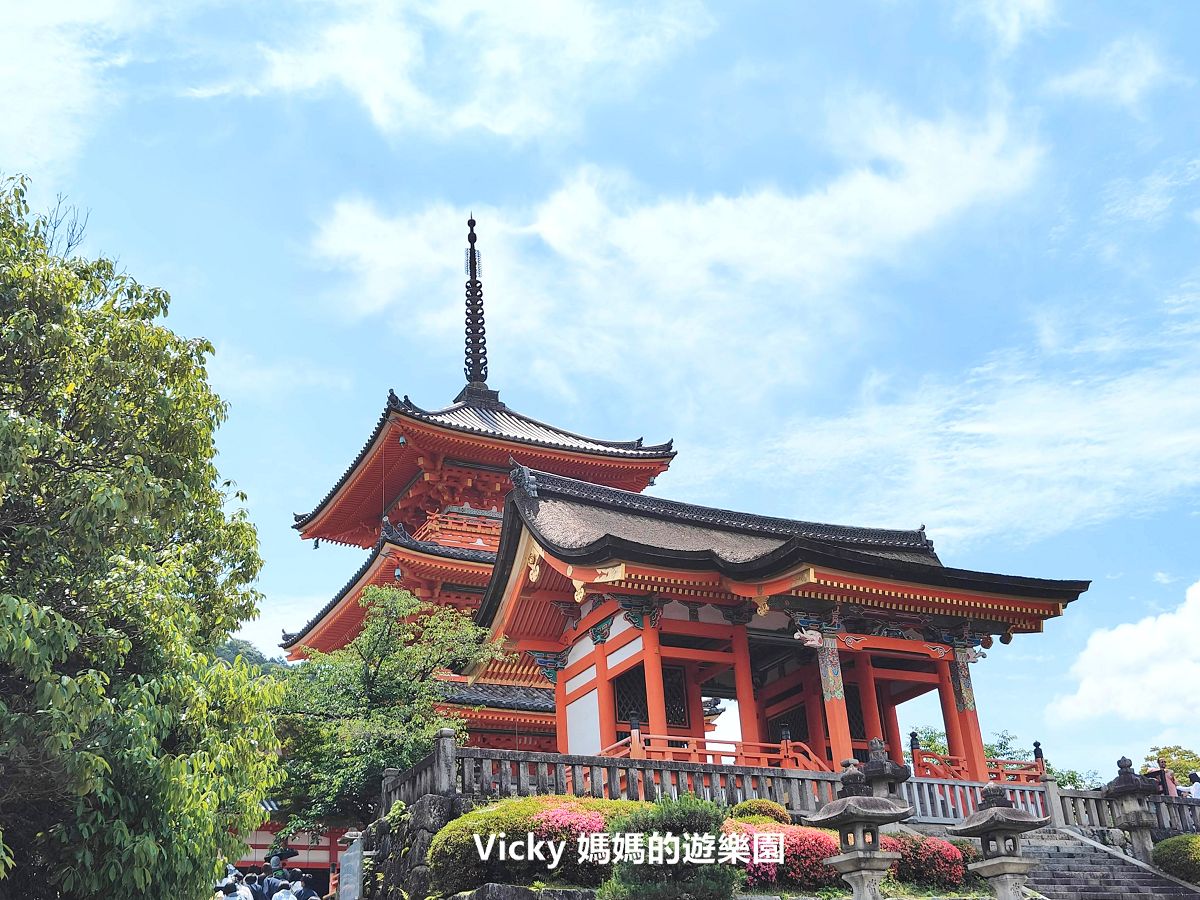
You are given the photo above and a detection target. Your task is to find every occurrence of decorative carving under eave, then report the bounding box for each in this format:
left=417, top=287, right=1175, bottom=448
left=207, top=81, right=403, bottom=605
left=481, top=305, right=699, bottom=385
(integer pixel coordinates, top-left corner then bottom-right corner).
left=818, top=635, right=846, bottom=701
left=720, top=602, right=756, bottom=626
left=526, top=545, right=543, bottom=583
left=590, top=615, right=615, bottom=644
left=571, top=579, right=586, bottom=603
left=752, top=595, right=771, bottom=616
left=527, top=649, right=568, bottom=685
left=618, top=595, right=665, bottom=630
left=680, top=600, right=704, bottom=623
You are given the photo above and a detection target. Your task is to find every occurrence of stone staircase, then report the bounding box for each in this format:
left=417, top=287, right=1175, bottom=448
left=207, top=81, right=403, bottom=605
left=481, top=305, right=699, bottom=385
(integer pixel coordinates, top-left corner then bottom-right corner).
left=1019, top=829, right=1199, bottom=899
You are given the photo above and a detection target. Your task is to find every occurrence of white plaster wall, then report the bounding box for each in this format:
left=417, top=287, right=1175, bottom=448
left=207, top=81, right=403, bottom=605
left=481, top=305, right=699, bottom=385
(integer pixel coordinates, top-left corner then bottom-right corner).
left=565, top=664, right=596, bottom=694
left=568, top=632, right=595, bottom=666
left=609, top=614, right=633, bottom=638
left=566, top=689, right=600, bottom=755
left=697, top=604, right=730, bottom=625
left=607, top=635, right=643, bottom=669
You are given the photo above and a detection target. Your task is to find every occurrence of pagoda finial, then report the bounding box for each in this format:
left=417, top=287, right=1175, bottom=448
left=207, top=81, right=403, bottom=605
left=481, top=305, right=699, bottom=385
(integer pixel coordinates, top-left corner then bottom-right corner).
left=464, top=216, right=487, bottom=386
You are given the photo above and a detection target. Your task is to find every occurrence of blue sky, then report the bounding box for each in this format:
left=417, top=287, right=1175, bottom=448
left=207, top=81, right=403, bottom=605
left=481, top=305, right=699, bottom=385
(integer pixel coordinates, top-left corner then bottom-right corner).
left=7, top=0, right=1199, bottom=777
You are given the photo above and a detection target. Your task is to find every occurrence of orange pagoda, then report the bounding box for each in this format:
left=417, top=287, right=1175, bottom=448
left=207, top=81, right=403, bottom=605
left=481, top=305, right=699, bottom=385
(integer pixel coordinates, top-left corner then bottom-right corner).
left=285, top=217, right=1090, bottom=784
left=283, top=219, right=675, bottom=752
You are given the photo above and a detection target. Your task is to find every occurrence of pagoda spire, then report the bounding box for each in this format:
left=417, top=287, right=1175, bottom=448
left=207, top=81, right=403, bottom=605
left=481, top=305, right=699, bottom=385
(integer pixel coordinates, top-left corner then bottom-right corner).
left=456, top=216, right=501, bottom=405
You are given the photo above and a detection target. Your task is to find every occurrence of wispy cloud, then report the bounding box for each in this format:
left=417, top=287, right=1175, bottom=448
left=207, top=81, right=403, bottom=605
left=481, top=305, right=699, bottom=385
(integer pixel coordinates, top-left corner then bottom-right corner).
left=1048, top=37, right=1182, bottom=109
left=1049, top=579, right=1200, bottom=726
left=194, top=0, right=713, bottom=141
left=310, top=102, right=1040, bottom=410
left=0, top=3, right=144, bottom=179
left=208, top=345, right=352, bottom=404
left=958, top=0, right=1055, bottom=52
left=1154, top=572, right=1178, bottom=585
left=739, top=284, right=1200, bottom=550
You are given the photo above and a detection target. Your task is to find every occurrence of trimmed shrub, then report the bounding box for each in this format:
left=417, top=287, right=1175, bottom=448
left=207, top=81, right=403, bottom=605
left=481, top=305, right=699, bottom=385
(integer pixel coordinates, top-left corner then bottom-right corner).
left=729, top=798, right=791, bottom=824
left=1154, top=834, right=1200, bottom=885
left=732, top=814, right=784, bottom=826
left=428, top=794, right=646, bottom=895
left=891, top=833, right=966, bottom=888
left=598, top=795, right=741, bottom=900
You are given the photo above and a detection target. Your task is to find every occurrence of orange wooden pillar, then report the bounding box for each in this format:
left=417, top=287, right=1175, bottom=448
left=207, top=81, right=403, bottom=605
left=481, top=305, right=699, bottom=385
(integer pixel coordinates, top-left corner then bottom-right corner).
left=951, top=649, right=989, bottom=782
left=936, top=659, right=967, bottom=767
left=731, top=626, right=761, bottom=744
left=804, top=671, right=826, bottom=758
left=641, top=620, right=669, bottom=738
left=554, top=671, right=568, bottom=752
left=592, top=622, right=618, bottom=750
left=817, top=635, right=854, bottom=766
left=880, top=691, right=905, bottom=765
left=854, top=653, right=884, bottom=742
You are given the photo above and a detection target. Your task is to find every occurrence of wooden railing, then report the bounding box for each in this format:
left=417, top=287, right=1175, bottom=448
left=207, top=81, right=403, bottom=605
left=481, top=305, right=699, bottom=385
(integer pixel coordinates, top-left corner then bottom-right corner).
left=381, top=733, right=1200, bottom=839
left=986, top=756, right=1046, bottom=784
left=600, top=733, right=829, bottom=771
left=901, top=777, right=1048, bottom=824
left=911, top=748, right=969, bottom=780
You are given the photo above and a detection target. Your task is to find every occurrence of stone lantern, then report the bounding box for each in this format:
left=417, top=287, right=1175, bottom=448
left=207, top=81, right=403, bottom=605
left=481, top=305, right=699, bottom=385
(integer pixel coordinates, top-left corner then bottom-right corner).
left=862, top=737, right=911, bottom=801
left=803, top=764, right=914, bottom=900
left=947, top=781, right=1049, bottom=900
left=1102, top=756, right=1159, bottom=862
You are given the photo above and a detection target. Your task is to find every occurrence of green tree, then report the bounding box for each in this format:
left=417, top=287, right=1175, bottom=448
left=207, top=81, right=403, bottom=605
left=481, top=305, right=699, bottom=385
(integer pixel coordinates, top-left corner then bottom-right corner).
left=0, top=176, right=279, bottom=898
left=276, top=585, right=503, bottom=835
left=1145, top=746, right=1200, bottom=779
left=217, top=637, right=289, bottom=674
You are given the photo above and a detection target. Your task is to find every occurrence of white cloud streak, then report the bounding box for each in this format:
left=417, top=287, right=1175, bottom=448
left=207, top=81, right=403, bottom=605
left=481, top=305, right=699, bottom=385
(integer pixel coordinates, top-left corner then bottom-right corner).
left=310, top=103, right=1040, bottom=410
left=1048, top=37, right=1181, bottom=109
left=959, top=0, right=1055, bottom=52
left=198, top=0, right=713, bottom=140
left=1048, top=580, right=1200, bottom=730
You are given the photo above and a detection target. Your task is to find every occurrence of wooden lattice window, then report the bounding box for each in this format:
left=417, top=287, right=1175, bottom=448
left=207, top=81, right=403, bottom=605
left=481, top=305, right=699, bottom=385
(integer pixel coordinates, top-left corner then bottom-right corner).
left=614, top=665, right=689, bottom=728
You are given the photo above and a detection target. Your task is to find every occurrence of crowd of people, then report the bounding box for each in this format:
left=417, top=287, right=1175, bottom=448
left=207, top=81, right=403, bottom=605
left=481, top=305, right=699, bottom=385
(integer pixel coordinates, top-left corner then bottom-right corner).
left=213, top=858, right=322, bottom=900
left=1144, top=757, right=1200, bottom=799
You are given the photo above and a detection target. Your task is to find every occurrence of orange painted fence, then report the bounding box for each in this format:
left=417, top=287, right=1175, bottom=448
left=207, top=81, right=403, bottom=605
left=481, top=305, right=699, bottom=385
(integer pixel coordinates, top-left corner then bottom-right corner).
left=599, top=733, right=830, bottom=772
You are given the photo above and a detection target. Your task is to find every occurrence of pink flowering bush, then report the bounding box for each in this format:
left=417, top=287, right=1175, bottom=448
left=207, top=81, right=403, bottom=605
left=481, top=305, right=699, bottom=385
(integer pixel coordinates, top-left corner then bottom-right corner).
left=533, top=806, right=608, bottom=885
left=892, top=833, right=966, bottom=888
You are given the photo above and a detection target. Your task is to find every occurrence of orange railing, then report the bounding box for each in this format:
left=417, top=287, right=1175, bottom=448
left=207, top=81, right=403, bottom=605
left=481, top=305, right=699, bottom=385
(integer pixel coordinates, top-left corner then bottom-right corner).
left=986, top=756, right=1046, bottom=785
left=600, top=733, right=830, bottom=772
left=911, top=748, right=970, bottom=780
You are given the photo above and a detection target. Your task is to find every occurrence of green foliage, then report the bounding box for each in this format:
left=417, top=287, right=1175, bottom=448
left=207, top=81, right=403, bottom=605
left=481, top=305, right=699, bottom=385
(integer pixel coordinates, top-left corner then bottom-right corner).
left=1153, top=834, right=1200, bottom=885
left=429, top=795, right=646, bottom=895
left=276, top=585, right=504, bottom=833
left=600, top=795, right=740, bottom=900
left=730, top=798, right=790, bottom=824
left=731, top=815, right=781, bottom=826
left=0, top=175, right=279, bottom=898
left=217, top=637, right=288, bottom=674
left=906, top=725, right=949, bottom=761
left=1145, top=746, right=1200, bottom=780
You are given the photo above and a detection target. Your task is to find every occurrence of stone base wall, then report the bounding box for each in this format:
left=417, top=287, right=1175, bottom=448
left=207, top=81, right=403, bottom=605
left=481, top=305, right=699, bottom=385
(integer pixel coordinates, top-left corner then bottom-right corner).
left=360, top=794, right=471, bottom=900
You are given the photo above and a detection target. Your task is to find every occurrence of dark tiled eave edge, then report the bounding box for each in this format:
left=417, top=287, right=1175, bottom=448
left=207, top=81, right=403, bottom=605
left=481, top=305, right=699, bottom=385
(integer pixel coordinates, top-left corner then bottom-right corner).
left=292, top=390, right=676, bottom=532
left=281, top=521, right=497, bottom=649
left=476, top=466, right=1091, bottom=628
left=394, top=393, right=676, bottom=457
left=518, top=468, right=939, bottom=553
left=440, top=682, right=555, bottom=713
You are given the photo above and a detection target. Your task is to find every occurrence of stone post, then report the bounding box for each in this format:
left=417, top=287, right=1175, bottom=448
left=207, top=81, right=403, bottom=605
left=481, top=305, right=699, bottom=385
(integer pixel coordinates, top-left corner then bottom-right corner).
left=1102, top=756, right=1158, bottom=863
left=381, top=767, right=401, bottom=815
left=433, top=727, right=458, bottom=796
left=1040, top=774, right=1066, bottom=828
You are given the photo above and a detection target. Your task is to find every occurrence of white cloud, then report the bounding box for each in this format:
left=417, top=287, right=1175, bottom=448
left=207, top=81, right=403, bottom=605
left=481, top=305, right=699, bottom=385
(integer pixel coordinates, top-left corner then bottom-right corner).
left=1048, top=580, right=1200, bottom=730
left=0, top=3, right=141, bottom=179
left=1101, top=158, right=1200, bottom=227
left=1048, top=37, right=1180, bottom=109
left=751, top=293, right=1200, bottom=549
left=208, top=346, right=353, bottom=403
left=200, top=0, right=712, bottom=140
left=1154, top=572, right=1178, bottom=585
left=959, top=0, right=1055, bottom=51
left=235, top=593, right=327, bottom=658
left=310, top=103, right=1039, bottom=409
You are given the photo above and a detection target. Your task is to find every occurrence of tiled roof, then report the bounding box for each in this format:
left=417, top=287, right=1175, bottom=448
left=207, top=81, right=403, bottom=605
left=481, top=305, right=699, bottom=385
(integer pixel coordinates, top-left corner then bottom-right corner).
left=512, top=468, right=941, bottom=562
left=441, top=682, right=555, bottom=712
left=280, top=522, right=496, bottom=649
left=394, top=392, right=675, bottom=459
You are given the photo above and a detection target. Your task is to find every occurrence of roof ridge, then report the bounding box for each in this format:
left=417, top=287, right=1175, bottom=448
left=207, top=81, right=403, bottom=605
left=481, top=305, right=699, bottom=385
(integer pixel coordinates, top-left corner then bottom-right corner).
left=511, top=465, right=937, bottom=551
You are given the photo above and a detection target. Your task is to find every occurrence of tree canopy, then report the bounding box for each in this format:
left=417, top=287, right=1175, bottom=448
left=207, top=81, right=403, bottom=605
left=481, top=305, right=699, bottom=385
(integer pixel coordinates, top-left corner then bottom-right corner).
left=1145, top=746, right=1200, bottom=779
left=275, top=586, right=503, bottom=836
left=0, top=176, right=279, bottom=898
